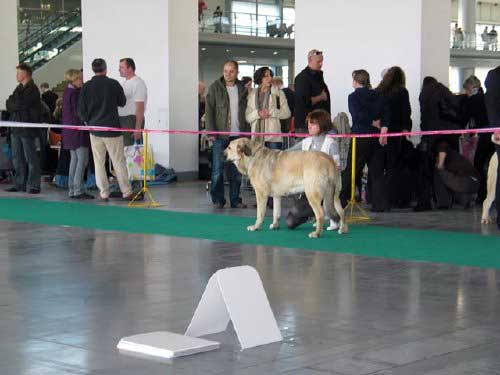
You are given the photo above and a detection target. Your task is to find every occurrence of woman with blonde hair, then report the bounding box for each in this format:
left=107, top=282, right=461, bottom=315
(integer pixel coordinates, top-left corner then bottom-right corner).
left=61, top=69, right=93, bottom=199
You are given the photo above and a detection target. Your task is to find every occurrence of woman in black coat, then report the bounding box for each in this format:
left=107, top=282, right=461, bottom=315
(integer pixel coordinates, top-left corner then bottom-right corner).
left=375, top=66, right=412, bottom=209
left=461, top=75, right=494, bottom=203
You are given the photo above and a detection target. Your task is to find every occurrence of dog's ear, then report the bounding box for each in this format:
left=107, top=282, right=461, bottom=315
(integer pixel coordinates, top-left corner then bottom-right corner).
left=238, top=143, right=252, bottom=157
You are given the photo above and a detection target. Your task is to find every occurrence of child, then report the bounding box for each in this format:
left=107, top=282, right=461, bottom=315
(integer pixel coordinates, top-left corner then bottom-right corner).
left=285, top=109, right=341, bottom=230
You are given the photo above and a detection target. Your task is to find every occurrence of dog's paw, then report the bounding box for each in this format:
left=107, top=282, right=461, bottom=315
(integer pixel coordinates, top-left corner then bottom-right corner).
left=247, top=225, right=259, bottom=231
left=338, top=224, right=348, bottom=234
left=481, top=217, right=492, bottom=224
left=308, top=231, right=320, bottom=238
left=269, top=222, right=280, bottom=230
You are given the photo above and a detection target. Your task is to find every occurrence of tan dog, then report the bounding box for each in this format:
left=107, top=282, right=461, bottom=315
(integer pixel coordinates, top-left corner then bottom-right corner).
left=224, top=138, right=348, bottom=238
left=481, top=152, right=498, bottom=224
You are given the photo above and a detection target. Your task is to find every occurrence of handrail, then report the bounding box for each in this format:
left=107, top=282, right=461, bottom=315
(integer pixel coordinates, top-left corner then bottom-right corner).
left=450, top=30, right=499, bottom=51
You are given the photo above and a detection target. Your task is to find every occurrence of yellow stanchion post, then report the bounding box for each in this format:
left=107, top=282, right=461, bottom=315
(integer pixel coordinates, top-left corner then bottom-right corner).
left=128, top=131, right=161, bottom=208
left=344, top=137, right=370, bottom=223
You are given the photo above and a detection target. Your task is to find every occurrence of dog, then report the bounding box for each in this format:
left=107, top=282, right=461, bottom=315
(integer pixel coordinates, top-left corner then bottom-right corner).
left=224, top=138, right=348, bottom=238
left=481, top=152, right=498, bottom=224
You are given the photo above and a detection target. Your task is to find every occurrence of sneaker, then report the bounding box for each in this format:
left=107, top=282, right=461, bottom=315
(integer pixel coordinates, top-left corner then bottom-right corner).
left=28, top=188, right=40, bottom=194
left=326, top=219, right=340, bottom=231
left=413, top=204, right=432, bottom=212
left=123, top=192, right=144, bottom=201
left=214, top=202, right=225, bottom=209
left=5, top=187, right=24, bottom=192
left=72, top=193, right=95, bottom=200
left=98, top=196, right=109, bottom=202
left=231, top=202, right=247, bottom=209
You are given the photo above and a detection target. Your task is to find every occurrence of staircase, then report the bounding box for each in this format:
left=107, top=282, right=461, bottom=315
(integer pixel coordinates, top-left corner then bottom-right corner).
left=18, top=9, right=82, bottom=71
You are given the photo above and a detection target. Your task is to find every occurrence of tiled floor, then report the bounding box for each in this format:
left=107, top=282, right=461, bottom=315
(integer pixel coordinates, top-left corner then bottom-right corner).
left=0, top=181, right=499, bottom=374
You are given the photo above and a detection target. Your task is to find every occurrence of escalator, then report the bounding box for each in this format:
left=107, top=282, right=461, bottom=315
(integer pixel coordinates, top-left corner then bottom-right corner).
left=18, top=9, right=82, bottom=71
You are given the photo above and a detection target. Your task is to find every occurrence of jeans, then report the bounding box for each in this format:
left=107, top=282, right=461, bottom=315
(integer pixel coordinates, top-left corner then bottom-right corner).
left=11, top=134, right=40, bottom=191
left=210, top=137, right=242, bottom=207
left=68, top=147, right=89, bottom=196
left=265, top=142, right=282, bottom=150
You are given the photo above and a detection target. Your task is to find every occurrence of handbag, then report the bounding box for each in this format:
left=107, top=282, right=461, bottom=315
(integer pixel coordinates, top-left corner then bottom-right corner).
left=124, top=143, right=155, bottom=181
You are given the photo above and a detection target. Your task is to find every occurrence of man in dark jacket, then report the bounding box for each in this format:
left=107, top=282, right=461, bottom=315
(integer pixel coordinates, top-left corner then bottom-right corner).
left=40, top=82, right=58, bottom=114
left=419, top=76, right=462, bottom=152
left=484, top=66, right=500, bottom=230
left=5, top=63, right=42, bottom=194
left=294, top=49, right=331, bottom=133
left=78, top=58, right=133, bottom=201
left=205, top=60, right=248, bottom=209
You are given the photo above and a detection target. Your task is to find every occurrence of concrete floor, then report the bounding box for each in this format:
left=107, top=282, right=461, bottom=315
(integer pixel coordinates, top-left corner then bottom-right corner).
left=0, top=181, right=499, bottom=374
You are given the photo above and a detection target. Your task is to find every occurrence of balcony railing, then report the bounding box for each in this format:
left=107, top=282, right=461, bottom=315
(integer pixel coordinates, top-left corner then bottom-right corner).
left=199, top=11, right=294, bottom=39
left=450, top=31, right=499, bottom=51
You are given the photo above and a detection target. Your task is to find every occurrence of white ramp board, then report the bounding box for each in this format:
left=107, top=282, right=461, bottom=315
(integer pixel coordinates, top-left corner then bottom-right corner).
left=186, top=265, right=282, bottom=349
left=117, top=331, right=220, bottom=359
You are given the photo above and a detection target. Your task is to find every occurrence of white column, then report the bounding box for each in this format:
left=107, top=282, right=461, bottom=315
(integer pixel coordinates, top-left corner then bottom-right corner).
left=458, top=0, right=476, bottom=34
left=295, top=0, right=451, bottom=130
left=458, top=0, right=476, bottom=81
left=0, top=0, right=19, bottom=111
left=81, top=0, right=198, bottom=175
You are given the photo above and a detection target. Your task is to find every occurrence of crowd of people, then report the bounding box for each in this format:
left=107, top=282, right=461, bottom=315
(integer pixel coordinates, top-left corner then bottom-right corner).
left=3, top=57, right=147, bottom=201
left=200, top=49, right=500, bottom=231
left=2, top=48, right=500, bottom=231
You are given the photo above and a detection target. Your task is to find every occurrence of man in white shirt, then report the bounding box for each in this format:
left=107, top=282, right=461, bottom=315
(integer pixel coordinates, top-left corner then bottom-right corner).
left=118, top=58, right=147, bottom=146
left=118, top=58, right=147, bottom=196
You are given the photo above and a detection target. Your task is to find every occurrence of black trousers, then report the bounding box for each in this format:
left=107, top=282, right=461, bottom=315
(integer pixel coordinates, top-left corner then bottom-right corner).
left=369, top=137, right=406, bottom=210
left=340, top=137, right=381, bottom=206
left=474, top=134, right=496, bottom=202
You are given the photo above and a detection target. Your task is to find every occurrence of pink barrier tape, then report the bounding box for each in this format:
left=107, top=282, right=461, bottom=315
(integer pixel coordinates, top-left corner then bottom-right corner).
left=1, top=120, right=500, bottom=139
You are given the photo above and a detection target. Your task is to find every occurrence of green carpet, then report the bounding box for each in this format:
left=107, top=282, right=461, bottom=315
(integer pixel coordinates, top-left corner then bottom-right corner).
left=0, top=197, right=499, bottom=269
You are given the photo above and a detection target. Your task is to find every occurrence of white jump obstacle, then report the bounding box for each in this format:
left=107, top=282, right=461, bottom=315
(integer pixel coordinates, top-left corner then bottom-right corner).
left=117, top=266, right=282, bottom=359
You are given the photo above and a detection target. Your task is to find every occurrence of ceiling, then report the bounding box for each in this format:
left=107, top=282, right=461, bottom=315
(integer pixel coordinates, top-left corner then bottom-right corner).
left=199, top=44, right=292, bottom=65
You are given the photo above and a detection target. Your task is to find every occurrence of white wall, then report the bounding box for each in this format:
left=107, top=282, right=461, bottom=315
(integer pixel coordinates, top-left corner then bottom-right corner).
left=81, top=0, right=198, bottom=173
left=168, top=0, right=199, bottom=174
left=295, top=0, right=450, bottom=131
left=421, top=0, right=451, bottom=84
left=0, top=0, right=19, bottom=111
left=33, top=39, right=83, bottom=89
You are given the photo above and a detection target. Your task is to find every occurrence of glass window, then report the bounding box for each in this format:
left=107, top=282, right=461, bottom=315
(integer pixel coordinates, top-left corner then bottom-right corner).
left=257, top=3, right=279, bottom=37
left=232, top=1, right=257, bottom=36
left=239, top=64, right=255, bottom=82
left=474, top=67, right=492, bottom=87
left=282, top=66, right=289, bottom=86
